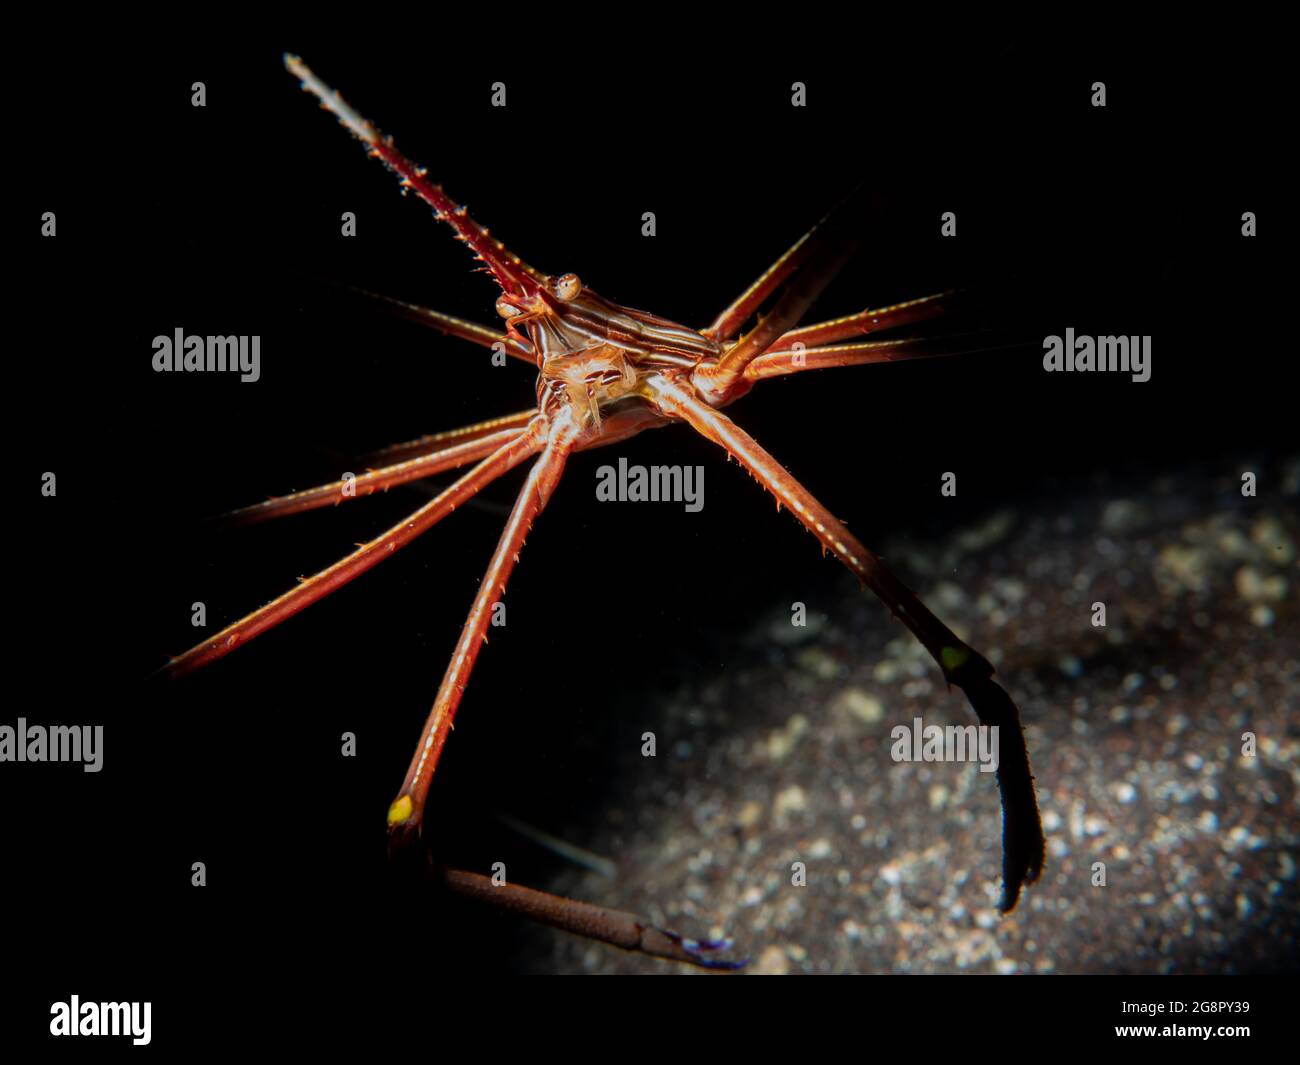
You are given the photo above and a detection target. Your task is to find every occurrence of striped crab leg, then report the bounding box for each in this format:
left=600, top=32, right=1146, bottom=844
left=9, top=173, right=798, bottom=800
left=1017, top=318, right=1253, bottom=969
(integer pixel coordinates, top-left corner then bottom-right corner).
left=645, top=376, right=1045, bottom=912
left=436, top=867, right=742, bottom=970
left=772, top=290, right=957, bottom=349
left=745, top=333, right=1019, bottom=382
left=237, top=407, right=666, bottom=527
left=335, top=285, right=534, bottom=366
left=221, top=426, right=528, bottom=526
left=382, top=409, right=742, bottom=967
left=701, top=202, right=849, bottom=342
left=359, top=409, right=539, bottom=468
left=161, top=422, right=546, bottom=678
left=693, top=227, right=856, bottom=403
left=385, top=411, right=579, bottom=848
left=285, top=54, right=545, bottom=299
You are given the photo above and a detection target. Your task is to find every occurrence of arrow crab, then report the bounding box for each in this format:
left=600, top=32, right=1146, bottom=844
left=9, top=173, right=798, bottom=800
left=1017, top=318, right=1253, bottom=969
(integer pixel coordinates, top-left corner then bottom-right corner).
left=163, top=55, right=1044, bottom=969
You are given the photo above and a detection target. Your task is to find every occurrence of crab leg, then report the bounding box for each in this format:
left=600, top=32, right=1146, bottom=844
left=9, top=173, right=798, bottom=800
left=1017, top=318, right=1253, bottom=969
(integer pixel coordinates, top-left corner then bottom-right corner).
left=773, top=291, right=956, bottom=350
left=744, top=334, right=1012, bottom=381
left=694, top=232, right=856, bottom=403
left=285, top=54, right=545, bottom=298
left=383, top=406, right=738, bottom=966
left=222, top=427, right=528, bottom=526
left=646, top=376, right=1044, bottom=911
left=369, top=405, right=664, bottom=476
left=436, top=866, right=742, bottom=970
left=702, top=205, right=845, bottom=342
left=359, top=409, right=539, bottom=467
left=387, top=411, right=580, bottom=848
left=337, top=286, right=534, bottom=365
left=161, top=421, right=546, bottom=679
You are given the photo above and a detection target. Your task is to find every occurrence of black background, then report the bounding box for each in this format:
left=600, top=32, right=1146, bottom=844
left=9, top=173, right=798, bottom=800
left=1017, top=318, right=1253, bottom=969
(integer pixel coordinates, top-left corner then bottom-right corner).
left=6, top=18, right=1291, bottom=1038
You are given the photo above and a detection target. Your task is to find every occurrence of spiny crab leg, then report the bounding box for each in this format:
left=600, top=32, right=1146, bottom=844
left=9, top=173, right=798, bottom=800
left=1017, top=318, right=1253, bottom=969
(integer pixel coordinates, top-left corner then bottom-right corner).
left=387, top=411, right=578, bottom=849
left=702, top=203, right=844, bottom=342
left=222, top=427, right=527, bottom=526
left=359, top=409, right=539, bottom=467
left=645, top=376, right=1045, bottom=911
left=367, top=406, right=662, bottom=480
left=285, top=55, right=545, bottom=299
left=744, top=334, right=1013, bottom=382
left=773, top=290, right=957, bottom=349
left=384, top=411, right=743, bottom=968
left=693, top=228, right=856, bottom=403
left=161, top=422, right=546, bottom=679
left=437, top=866, right=744, bottom=970
left=336, top=285, right=534, bottom=365
left=187, top=408, right=670, bottom=681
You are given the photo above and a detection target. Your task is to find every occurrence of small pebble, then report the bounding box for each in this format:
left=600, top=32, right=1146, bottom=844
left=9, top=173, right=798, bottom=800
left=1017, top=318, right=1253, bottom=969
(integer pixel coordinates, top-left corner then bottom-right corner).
left=773, top=785, right=808, bottom=821
left=837, top=688, right=884, bottom=725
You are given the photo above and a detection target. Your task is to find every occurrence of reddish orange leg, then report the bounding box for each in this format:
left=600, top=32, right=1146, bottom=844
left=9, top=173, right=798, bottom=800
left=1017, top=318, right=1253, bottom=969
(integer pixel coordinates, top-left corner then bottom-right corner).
left=385, top=412, right=580, bottom=845
left=336, top=285, right=535, bottom=366
left=771, top=290, right=957, bottom=349
left=744, top=334, right=1016, bottom=382
left=698, top=216, right=956, bottom=403
left=694, top=229, right=856, bottom=403
left=646, top=376, right=1044, bottom=911
left=358, top=409, right=538, bottom=468
left=286, top=55, right=545, bottom=299
left=702, top=202, right=848, bottom=342
left=222, top=427, right=528, bottom=526
left=436, top=868, right=743, bottom=970
left=161, top=423, right=545, bottom=678
left=384, top=410, right=741, bottom=967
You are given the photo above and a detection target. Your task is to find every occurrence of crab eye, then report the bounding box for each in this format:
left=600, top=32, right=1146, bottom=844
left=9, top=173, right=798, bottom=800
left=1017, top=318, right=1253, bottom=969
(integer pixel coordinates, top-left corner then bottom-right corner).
left=495, top=296, right=523, bottom=319
left=554, top=273, right=582, bottom=302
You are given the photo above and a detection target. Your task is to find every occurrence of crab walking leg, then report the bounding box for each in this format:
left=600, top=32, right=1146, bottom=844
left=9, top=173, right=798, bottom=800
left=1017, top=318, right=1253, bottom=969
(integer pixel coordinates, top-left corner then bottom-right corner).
left=436, top=867, right=743, bottom=970
left=703, top=206, right=842, bottom=342
left=646, top=377, right=1044, bottom=910
left=162, top=422, right=546, bottom=679
left=370, top=404, right=661, bottom=474
left=360, top=408, right=538, bottom=467
left=222, top=428, right=527, bottom=526
left=744, top=336, right=1004, bottom=382
left=648, top=378, right=962, bottom=665
left=387, top=411, right=580, bottom=847
left=338, top=286, right=534, bottom=365
left=773, top=291, right=957, bottom=350
left=693, top=234, right=856, bottom=403
left=285, top=55, right=544, bottom=299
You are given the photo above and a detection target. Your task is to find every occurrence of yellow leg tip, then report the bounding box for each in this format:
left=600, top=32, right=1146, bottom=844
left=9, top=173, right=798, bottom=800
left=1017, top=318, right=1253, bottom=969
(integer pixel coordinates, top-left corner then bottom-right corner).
left=387, top=795, right=414, bottom=826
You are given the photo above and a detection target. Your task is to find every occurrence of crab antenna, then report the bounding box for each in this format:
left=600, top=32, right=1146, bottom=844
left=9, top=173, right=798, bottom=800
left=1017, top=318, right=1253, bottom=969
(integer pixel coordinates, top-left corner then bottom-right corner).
left=284, top=54, right=544, bottom=297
